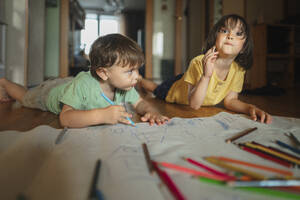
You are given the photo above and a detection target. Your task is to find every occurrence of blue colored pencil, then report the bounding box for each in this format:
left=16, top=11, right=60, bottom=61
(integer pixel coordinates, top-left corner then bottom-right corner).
left=275, top=140, right=300, bottom=155
left=101, top=92, right=135, bottom=126
left=89, top=159, right=105, bottom=200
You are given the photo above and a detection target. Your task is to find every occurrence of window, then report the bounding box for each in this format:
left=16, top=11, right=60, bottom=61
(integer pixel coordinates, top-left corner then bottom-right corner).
left=81, top=13, right=120, bottom=55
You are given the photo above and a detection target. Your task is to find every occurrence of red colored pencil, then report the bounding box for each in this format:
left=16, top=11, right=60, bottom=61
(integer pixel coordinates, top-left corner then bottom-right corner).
left=152, top=161, right=185, bottom=200
left=183, top=157, right=235, bottom=180
left=238, top=144, right=292, bottom=168
left=252, top=141, right=300, bottom=160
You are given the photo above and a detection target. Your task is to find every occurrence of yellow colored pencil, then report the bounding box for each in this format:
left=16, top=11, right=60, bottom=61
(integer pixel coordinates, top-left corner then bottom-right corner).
left=244, top=142, right=300, bottom=165
left=204, top=157, right=266, bottom=180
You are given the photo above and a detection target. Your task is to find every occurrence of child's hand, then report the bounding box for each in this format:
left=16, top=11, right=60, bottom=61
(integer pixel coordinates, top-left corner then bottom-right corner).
left=202, top=46, right=219, bottom=78
left=140, top=112, right=170, bottom=126
left=248, top=106, right=272, bottom=124
left=104, top=105, right=133, bottom=125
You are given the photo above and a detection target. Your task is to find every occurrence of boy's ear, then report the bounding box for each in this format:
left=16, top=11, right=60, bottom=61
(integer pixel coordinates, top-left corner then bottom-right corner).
left=96, top=67, right=109, bottom=80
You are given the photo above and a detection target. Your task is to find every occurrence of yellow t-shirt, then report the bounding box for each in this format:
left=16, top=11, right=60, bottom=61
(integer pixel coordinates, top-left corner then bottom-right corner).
left=165, top=55, right=245, bottom=106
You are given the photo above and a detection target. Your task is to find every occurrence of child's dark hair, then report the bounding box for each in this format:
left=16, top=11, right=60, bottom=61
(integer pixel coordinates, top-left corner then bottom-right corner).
left=202, top=14, right=253, bottom=70
left=89, top=34, right=145, bottom=80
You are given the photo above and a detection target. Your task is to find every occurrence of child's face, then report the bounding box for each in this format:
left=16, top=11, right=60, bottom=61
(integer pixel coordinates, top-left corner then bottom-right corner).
left=106, top=63, right=140, bottom=91
left=215, top=19, right=246, bottom=57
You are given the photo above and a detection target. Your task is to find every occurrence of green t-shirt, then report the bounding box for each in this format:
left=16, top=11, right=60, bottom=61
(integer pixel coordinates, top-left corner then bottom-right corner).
left=46, top=71, right=140, bottom=114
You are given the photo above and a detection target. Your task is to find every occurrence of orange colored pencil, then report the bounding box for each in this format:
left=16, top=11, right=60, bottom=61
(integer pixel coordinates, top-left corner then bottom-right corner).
left=209, top=156, right=293, bottom=177
left=157, top=161, right=233, bottom=181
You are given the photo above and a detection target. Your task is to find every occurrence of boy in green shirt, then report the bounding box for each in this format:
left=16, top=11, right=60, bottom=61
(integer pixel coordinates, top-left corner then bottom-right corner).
left=0, top=34, right=169, bottom=128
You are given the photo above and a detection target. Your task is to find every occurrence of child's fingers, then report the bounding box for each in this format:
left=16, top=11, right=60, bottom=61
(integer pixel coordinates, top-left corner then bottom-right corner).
left=259, top=112, right=266, bottom=123
left=119, top=117, right=132, bottom=125
left=250, top=109, right=257, bottom=121
left=265, top=114, right=272, bottom=124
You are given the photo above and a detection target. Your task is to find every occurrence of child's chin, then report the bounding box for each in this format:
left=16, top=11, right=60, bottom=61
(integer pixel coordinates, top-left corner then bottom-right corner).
left=121, top=86, right=133, bottom=91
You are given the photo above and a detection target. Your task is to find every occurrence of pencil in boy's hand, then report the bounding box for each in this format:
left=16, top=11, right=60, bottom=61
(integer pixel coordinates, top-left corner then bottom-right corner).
left=101, top=92, right=135, bottom=126
left=225, top=127, right=257, bottom=143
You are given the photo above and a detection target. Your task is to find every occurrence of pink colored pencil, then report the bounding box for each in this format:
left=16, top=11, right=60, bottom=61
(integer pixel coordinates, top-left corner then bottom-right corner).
left=157, top=161, right=233, bottom=181
left=152, top=161, right=185, bottom=200
left=183, top=157, right=236, bottom=180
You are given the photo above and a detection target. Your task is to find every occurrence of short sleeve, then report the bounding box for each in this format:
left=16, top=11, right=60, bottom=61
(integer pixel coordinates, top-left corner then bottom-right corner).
left=184, top=55, right=204, bottom=86
left=231, top=67, right=246, bottom=93
left=60, top=79, right=89, bottom=110
left=124, top=88, right=140, bottom=105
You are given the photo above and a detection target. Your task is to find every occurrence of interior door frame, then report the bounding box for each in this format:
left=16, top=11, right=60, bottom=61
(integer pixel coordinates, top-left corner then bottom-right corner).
left=145, top=0, right=183, bottom=79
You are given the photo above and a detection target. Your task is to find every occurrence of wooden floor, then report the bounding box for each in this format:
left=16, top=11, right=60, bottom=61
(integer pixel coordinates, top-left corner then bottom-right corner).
left=0, top=87, right=299, bottom=132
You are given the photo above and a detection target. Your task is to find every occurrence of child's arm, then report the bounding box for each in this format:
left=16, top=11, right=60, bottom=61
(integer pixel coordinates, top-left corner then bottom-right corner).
left=189, top=47, right=218, bottom=109
left=188, top=76, right=210, bottom=109
left=224, top=91, right=272, bottom=124
left=133, top=97, right=169, bottom=126
left=59, top=104, right=133, bottom=128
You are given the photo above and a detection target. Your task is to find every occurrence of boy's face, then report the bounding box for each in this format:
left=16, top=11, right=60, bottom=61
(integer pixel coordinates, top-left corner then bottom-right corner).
left=215, top=19, right=246, bottom=57
left=105, top=63, right=140, bottom=91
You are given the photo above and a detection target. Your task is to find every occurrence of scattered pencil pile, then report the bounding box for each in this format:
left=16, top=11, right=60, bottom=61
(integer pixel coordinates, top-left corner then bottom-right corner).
left=141, top=128, right=300, bottom=200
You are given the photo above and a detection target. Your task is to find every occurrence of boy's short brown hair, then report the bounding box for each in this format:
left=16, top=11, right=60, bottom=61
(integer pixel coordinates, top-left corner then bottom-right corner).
left=89, top=34, right=145, bottom=80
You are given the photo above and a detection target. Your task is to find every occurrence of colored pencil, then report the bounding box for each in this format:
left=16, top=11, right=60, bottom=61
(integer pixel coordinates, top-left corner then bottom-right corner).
left=183, top=157, right=236, bottom=180
left=208, top=156, right=293, bottom=176
left=244, top=142, right=300, bottom=165
left=274, top=140, right=300, bottom=155
left=238, top=144, right=292, bottom=168
left=251, top=141, right=300, bottom=160
left=89, top=159, right=105, bottom=200
left=227, top=180, right=300, bottom=187
left=204, top=157, right=266, bottom=180
left=196, top=176, right=300, bottom=200
left=101, top=92, right=135, bottom=126
left=55, top=127, right=68, bottom=144
left=142, top=143, right=154, bottom=173
left=225, top=127, right=257, bottom=143
left=285, top=132, right=300, bottom=147
left=152, top=161, right=185, bottom=200
left=245, top=142, right=297, bottom=165
left=157, top=161, right=232, bottom=181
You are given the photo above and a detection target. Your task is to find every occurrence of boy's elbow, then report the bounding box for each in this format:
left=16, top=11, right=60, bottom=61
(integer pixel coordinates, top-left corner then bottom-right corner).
left=59, top=113, right=69, bottom=127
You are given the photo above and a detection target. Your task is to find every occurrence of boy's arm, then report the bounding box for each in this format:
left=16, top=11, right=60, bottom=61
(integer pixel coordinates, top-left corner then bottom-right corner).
left=224, top=91, right=272, bottom=124
left=133, top=97, right=169, bottom=125
left=59, top=104, right=133, bottom=128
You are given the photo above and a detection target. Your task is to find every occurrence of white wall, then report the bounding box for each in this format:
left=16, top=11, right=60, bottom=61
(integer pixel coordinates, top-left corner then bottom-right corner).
left=4, top=0, right=27, bottom=85
left=152, top=0, right=175, bottom=80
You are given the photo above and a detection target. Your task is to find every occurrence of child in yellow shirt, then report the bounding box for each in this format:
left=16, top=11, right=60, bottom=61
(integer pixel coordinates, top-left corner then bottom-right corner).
left=139, top=14, right=272, bottom=124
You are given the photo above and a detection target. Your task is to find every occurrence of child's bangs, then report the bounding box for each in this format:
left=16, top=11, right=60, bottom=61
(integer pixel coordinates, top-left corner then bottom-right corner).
left=115, top=51, right=144, bottom=68
left=224, top=17, right=246, bottom=35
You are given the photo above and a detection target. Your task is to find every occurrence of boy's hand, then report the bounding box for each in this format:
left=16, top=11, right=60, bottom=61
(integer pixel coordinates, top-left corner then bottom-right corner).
left=248, top=106, right=272, bottom=124
left=140, top=112, right=169, bottom=126
left=202, top=46, right=219, bottom=78
left=104, top=105, right=133, bottom=125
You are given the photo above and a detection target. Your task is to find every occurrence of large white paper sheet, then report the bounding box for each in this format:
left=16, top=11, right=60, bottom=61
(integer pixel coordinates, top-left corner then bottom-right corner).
left=0, top=112, right=299, bottom=200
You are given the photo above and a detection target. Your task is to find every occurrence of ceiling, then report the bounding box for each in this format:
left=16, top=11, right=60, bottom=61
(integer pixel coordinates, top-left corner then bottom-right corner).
left=78, top=0, right=145, bottom=12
